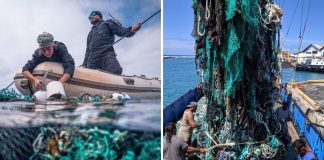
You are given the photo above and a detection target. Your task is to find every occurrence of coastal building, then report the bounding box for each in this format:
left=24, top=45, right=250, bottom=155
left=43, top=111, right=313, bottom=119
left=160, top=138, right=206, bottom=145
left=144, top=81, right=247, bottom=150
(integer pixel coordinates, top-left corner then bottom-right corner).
left=280, top=50, right=293, bottom=62
left=295, top=44, right=324, bottom=64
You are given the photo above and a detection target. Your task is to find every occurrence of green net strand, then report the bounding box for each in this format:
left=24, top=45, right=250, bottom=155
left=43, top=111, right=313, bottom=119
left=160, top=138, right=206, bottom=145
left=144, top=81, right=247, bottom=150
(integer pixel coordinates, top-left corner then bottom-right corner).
left=239, top=0, right=259, bottom=27
left=225, top=0, right=237, bottom=21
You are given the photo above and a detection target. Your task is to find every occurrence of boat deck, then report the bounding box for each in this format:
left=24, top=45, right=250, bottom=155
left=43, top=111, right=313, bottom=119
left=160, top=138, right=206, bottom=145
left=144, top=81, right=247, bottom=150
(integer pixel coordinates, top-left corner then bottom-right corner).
left=300, top=82, right=324, bottom=111
left=287, top=81, right=324, bottom=135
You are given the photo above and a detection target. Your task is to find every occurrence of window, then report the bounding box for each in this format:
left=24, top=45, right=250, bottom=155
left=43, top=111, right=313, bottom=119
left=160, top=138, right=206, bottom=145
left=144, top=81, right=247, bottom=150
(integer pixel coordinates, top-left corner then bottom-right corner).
left=312, top=51, right=317, bottom=54
left=306, top=52, right=311, bottom=54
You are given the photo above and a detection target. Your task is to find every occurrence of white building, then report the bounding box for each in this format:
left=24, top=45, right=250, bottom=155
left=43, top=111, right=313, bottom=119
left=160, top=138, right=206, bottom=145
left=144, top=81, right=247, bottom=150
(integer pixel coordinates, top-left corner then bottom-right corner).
left=295, top=44, right=324, bottom=64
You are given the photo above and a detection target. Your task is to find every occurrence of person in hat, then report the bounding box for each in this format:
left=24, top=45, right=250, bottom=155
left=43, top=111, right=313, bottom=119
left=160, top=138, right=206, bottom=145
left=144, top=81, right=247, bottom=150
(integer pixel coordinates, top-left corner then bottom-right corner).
left=163, top=123, right=206, bottom=160
left=82, top=11, right=141, bottom=75
left=178, top=101, right=201, bottom=145
left=293, top=139, right=317, bottom=160
left=22, top=32, right=75, bottom=89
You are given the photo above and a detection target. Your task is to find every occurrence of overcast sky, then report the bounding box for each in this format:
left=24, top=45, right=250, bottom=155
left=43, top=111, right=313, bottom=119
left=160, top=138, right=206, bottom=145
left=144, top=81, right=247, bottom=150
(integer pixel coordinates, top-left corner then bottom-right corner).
left=0, top=0, right=161, bottom=88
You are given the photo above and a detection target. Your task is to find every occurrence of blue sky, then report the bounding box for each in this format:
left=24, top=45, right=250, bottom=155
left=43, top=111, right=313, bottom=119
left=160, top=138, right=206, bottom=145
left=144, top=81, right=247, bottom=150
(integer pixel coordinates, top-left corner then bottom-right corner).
left=164, top=0, right=324, bottom=55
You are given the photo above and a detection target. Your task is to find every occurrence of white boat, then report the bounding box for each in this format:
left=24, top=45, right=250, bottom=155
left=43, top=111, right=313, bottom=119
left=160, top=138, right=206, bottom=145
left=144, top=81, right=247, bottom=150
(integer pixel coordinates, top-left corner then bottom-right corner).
left=310, top=58, right=324, bottom=66
left=14, top=62, right=160, bottom=99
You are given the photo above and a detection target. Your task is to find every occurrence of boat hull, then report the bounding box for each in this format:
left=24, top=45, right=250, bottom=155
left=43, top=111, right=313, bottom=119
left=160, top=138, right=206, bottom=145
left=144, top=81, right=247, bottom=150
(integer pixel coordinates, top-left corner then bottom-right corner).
left=283, top=80, right=324, bottom=160
left=14, top=62, right=161, bottom=99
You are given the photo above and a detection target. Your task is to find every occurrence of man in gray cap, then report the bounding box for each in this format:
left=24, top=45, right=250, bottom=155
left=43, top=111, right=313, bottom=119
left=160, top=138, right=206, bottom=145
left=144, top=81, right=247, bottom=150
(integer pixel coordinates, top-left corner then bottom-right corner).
left=22, top=32, right=75, bottom=89
left=82, top=11, right=141, bottom=75
left=178, top=101, right=201, bottom=145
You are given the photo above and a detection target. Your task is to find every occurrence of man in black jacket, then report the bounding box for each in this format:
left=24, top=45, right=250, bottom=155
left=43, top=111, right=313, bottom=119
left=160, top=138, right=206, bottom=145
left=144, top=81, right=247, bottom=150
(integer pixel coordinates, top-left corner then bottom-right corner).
left=22, top=32, right=75, bottom=89
left=82, top=11, right=141, bottom=75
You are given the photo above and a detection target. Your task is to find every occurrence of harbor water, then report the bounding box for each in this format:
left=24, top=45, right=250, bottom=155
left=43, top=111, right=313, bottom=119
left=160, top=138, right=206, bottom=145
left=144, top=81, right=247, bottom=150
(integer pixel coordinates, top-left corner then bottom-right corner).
left=163, top=57, right=324, bottom=106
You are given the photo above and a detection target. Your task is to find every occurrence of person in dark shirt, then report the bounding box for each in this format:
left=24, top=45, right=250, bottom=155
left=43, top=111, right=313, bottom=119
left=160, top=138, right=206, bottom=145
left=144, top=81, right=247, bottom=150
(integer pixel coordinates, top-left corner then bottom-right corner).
left=163, top=123, right=206, bottom=160
left=22, top=32, right=75, bottom=89
left=82, top=11, right=141, bottom=75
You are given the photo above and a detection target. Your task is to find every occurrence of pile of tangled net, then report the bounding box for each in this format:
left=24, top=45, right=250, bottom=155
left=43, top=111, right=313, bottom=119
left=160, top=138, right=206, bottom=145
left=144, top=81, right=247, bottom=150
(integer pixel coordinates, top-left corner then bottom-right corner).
left=0, top=87, right=34, bottom=102
left=30, top=126, right=160, bottom=160
left=0, top=88, right=22, bottom=101
left=192, top=0, right=285, bottom=159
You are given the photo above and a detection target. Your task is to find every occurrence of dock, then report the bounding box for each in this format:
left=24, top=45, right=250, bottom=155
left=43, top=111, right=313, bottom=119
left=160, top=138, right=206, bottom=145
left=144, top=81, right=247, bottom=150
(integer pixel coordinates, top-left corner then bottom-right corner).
left=295, top=64, right=324, bottom=73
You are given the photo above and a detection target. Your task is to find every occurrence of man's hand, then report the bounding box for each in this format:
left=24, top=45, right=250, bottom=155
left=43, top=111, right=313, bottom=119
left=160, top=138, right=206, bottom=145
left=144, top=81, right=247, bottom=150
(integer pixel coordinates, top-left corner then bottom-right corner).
left=22, top=71, right=44, bottom=89
left=131, top=23, right=141, bottom=33
left=33, top=78, right=43, bottom=89
left=195, top=122, right=202, bottom=127
left=199, top=148, right=207, bottom=154
left=58, top=73, right=72, bottom=83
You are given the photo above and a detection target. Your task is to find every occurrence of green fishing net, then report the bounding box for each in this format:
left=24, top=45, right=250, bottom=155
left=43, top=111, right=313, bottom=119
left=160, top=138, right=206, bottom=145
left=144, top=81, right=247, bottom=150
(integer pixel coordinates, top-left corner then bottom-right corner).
left=0, top=88, right=21, bottom=101
left=30, top=127, right=161, bottom=160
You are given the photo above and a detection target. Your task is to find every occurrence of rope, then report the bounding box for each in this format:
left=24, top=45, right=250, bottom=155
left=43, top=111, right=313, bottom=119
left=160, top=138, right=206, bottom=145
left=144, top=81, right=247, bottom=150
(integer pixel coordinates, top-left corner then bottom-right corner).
left=297, top=0, right=312, bottom=52
left=282, top=0, right=300, bottom=48
left=197, top=11, right=205, bottom=36
left=206, top=142, right=235, bottom=151
left=205, top=131, right=217, bottom=145
left=297, top=0, right=305, bottom=52
left=4, top=81, right=14, bottom=90
left=205, top=0, right=210, bottom=20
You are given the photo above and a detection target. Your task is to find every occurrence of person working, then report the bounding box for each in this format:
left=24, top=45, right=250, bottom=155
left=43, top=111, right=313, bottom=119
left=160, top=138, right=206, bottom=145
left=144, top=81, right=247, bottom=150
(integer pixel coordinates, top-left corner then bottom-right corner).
left=163, top=123, right=206, bottom=160
left=178, top=102, right=201, bottom=145
left=293, top=139, right=317, bottom=160
left=82, top=11, right=141, bottom=75
left=22, top=32, right=75, bottom=89
left=275, top=102, right=292, bottom=144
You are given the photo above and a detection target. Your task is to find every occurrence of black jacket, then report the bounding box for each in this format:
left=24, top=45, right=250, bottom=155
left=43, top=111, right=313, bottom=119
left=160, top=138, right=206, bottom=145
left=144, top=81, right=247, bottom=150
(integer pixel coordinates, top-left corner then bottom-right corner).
left=22, top=41, right=75, bottom=76
left=82, top=19, right=135, bottom=70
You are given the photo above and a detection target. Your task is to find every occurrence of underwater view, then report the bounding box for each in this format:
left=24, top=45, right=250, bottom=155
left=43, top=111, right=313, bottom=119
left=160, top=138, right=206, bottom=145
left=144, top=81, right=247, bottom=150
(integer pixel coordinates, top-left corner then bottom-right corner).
left=0, top=93, right=160, bottom=160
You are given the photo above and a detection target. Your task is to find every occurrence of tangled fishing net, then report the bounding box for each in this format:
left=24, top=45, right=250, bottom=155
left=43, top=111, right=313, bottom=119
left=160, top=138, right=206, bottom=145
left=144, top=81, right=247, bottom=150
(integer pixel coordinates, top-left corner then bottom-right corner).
left=0, top=126, right=160, bottom=160
left=0, top=88, right=22, bottom=101
left=192, top=0, right=285, bottom=159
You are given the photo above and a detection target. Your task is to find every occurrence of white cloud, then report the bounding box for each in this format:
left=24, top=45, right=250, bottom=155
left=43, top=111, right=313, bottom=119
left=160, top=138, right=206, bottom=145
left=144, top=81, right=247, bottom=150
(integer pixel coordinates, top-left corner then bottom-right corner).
left=164, top=38, right=194, bottom=50
left=0, top=0, right=161, bottom=88
left=281, top=38, right=324, bottom=52
left=117, top=23, right=161, bottom=77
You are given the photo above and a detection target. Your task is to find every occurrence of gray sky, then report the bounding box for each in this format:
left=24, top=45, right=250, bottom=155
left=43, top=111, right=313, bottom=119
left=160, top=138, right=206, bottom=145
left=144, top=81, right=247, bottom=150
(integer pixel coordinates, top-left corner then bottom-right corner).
left=0, top=0, right=161, bottom=88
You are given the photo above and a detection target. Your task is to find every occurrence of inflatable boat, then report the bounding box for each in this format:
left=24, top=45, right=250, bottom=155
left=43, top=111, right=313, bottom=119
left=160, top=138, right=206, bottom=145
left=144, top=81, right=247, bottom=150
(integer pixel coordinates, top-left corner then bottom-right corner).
left=14, top=62, right=160, bottom=99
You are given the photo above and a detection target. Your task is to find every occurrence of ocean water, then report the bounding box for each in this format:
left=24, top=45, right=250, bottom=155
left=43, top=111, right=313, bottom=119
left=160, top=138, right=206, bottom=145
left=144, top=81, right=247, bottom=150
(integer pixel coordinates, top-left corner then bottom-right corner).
left=163, top=57, right=324, bottom=106
left=0, top=98, right=161, bottom=159
left=163, top=57, right=199, bottom=107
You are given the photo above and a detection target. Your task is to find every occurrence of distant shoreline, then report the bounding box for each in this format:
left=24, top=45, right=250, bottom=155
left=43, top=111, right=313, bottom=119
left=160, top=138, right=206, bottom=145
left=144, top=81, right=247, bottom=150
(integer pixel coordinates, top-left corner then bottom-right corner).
left=163, top=55, right=195, bottom=59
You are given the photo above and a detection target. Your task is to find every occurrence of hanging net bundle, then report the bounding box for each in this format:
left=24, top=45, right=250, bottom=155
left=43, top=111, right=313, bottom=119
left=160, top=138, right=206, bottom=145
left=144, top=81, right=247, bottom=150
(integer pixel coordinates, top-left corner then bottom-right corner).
left=192, top=0, right=284, bottom=159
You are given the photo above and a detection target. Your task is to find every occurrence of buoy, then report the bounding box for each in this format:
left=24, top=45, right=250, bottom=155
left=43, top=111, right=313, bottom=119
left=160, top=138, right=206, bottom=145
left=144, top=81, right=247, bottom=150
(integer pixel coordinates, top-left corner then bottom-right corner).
left=46, top=81, right=66, bottom=100
left=32, top=90, right=47, bottom=101
left=112, top=93, right=131, bottom=101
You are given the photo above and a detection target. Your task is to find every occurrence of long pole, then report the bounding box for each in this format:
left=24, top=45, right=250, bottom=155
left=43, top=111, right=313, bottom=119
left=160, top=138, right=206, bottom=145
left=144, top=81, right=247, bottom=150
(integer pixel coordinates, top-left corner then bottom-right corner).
left=114, top=10, right=161, bottom=45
